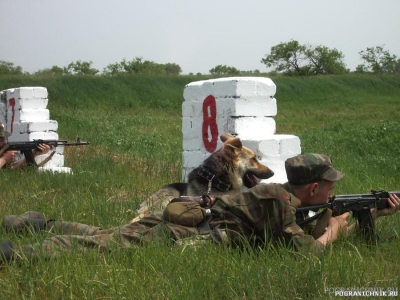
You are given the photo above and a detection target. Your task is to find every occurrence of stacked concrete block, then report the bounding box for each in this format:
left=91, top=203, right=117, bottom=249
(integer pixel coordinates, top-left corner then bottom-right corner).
left=0, top=87, right=71, bottom=173
left=182, top=77, right=301, bottom=184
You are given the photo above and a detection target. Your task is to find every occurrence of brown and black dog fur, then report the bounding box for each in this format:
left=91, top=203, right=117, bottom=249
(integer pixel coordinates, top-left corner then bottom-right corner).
left=131, top=133, right=274, bottom=223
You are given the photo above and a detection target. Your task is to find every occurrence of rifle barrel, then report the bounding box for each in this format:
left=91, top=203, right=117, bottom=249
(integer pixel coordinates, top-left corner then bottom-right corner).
left=296, top=190, right=400, bottom=213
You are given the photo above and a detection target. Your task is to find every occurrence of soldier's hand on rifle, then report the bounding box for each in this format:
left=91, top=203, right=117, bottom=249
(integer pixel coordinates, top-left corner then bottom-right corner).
left=332, top=212, right=350, bottom=233
left=318, top=212, right=349, bottom=245
left=0, top=150, right=18, bottom=166
left=372, top=193, right=400, bottom=218
left=33, top=144, right=53, bottom=157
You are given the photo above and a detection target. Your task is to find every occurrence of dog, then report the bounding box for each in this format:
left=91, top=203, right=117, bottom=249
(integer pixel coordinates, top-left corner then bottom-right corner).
left=131, top=133, right=274, bottom=223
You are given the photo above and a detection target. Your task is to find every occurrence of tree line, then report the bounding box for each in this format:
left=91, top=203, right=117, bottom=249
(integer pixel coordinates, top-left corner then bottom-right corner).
left=1, top=40, right=399, bottom=77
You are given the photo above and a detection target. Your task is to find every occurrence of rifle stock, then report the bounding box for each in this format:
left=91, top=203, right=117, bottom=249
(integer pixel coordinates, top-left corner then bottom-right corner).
left=1, top=138, right=90, bottom=167
left=297, top=190, right=400, bottom=242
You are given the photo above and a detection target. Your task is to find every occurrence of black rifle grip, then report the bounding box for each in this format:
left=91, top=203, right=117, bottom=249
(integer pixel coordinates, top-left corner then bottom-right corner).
left=357, top=209, right=376, bottom=243
left=22, top=150, right=37, bottom=167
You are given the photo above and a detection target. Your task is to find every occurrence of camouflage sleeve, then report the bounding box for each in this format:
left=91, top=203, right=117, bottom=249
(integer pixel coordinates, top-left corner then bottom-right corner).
left=282, top=203, right=326, bottom=256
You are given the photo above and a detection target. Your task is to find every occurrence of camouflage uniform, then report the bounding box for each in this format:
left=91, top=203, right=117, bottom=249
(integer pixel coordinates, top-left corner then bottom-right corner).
left=207, top=183, right=326, bottom=255
left=17, top=215, right=199, bottom=260
left=13, top=184, right=320, bottom=260
left=8, top=153, right=344, bottom=259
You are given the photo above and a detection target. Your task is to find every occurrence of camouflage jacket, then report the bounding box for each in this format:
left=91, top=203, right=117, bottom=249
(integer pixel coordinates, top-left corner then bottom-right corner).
left=209, top=183, right=325, bottom=255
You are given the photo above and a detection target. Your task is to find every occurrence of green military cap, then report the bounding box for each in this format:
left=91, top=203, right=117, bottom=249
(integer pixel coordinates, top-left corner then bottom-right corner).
left=0, top=123, right=11, bottom=138
left=285, top=153, right=345, bottom=185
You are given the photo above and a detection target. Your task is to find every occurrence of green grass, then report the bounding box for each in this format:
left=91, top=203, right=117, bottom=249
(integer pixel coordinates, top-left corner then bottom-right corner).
left=0, top=73, right=399, bottom=299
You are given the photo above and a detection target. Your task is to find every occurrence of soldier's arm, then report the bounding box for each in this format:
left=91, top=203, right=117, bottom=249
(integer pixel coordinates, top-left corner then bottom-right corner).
left=316, top=212, right=349, bottom=245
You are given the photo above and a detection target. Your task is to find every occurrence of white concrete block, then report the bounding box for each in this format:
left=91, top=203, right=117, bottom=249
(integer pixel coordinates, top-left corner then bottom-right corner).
left=20, top=109, right=50, bottom=121
left=241, top=140, right=266, bottom=159
left=29, top=131, right=59, bottom=141
left=35, top=153, right=64, bottom=167
left=262, top=171, right=288, bottom=184
left=6, top=87, right=34, bottom=100
left=259, top=156, right=288, bottom=184
left=182, top=100, right=203, bottom=118
left=182, top=150, right=209, bottom=168
left=38, top=166, right=72, bottom=174
left=7, top=131, right=59, bottom=142
left=13, top=120, right=58, bottom=134
left=279, top=135, right=301, bottom=160
left=183, top=77, right=276, bottom=101
left=182, top=167, right=195, bottom=183
left=182, top=137, right=204, bottom=151
left=15, top=98, right=49, bottom=110
left=217, top=97, right=277, bottom=117
left=183, top=80, right=211, bottom=102
left=6, top=109, right=49, bottom=123
left=6, top=87, right=48, bottom=100
left=34, top=153, right=61, bottom=166
left=33, top=87, right=48, bottom=99
left=244, top=134, right=301, bottom=160
left=0, top=86, right=74, bottom=173
left=183, top=137, right=227, bottom=154
left=227, top=117, right=276, bottom=140
left=258, top=138, right=281, bottom=157
left=181, top=77, right=302, bottom=184
left=7, top=133, right=29, bottom=142
left=182, top=116, right=203, bottom=140
left=183, top=96, right=277, bottom=118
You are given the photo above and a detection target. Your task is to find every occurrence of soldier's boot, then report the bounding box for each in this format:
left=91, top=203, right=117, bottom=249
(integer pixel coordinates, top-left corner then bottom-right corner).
left=0, top=240, right=15, bottom=264
left=2, top=211, right=49, bottom=233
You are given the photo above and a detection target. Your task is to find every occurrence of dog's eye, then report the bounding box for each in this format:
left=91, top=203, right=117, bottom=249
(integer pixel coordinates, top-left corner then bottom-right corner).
left=252, top=157, right=258, bottom=162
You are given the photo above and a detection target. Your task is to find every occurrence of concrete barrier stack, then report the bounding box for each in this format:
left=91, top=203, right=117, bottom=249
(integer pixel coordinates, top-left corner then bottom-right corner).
left=0, top=87, right=71, bottom=173
left=182, top=77, right=301, bottom=183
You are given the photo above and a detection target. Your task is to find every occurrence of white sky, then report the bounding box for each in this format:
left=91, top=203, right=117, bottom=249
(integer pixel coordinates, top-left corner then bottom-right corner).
left=1, top=0, right=399, bottom=74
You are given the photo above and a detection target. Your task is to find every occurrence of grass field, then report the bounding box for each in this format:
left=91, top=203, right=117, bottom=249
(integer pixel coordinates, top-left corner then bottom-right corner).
left=0, top=73, right=399, bottom=299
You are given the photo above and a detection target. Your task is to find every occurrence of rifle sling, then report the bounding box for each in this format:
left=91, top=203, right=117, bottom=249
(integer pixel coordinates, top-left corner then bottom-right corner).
left=37, top=151, right=56, bottom=167
left=296, top=210, right=322, bottom=227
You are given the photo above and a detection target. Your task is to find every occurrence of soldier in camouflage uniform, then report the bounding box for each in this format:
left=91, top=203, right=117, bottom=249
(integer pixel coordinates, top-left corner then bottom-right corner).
left=0, top=122, right=53, bottom=169
left=1, top=153, right=400, bottom=263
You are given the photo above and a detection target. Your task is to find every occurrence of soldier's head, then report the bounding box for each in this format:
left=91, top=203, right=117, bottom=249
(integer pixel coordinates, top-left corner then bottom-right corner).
left=285, top=153, right=345, bottom=205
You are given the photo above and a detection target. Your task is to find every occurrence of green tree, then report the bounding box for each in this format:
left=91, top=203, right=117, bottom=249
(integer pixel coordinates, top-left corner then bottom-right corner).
left=35, top=65, right=64, bottom=76
left=0, top=60, right=24, bottom=75
left=240, top=69, right=261, bottom=75
left=103, top=62, right=124, bottom=76
left=307, top=45, right=348, bottom=74
left=164, top=63, right=182, bottom=75
left=209, top=65, right=240, bottom=75
left=63, top=60, right=99, bottom=75
left=119, top=57, right=164, bottom=75
left=103, top=57, right=182, bottom=76
left=356, top=46, right=400, bottom=73
left=261, top=40, right=348, bottom=76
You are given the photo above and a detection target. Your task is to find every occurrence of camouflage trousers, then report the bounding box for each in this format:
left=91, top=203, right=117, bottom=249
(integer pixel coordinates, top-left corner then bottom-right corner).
left=15, top=215, right=203, bottom=260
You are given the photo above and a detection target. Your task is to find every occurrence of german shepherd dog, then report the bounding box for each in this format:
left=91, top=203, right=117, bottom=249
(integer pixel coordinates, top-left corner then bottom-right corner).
left=131, top=133, right=274, bottom=222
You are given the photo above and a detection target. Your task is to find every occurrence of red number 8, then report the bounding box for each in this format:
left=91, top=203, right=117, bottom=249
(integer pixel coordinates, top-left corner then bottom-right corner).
left=202, top=95, right=218, bottom=152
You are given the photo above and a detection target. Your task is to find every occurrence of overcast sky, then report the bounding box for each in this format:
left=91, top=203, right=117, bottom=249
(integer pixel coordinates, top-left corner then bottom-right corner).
left=1, top=0, right=399, bottom=74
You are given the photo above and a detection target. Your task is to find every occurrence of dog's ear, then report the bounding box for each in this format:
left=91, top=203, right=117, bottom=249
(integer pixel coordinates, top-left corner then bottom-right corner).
left=220, top=133, right=235, bottom=142
left=221, top=137, right=243, bottom=158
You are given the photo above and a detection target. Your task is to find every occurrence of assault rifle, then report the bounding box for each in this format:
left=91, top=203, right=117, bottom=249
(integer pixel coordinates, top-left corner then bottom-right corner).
left=297, top=190, right=400, bottom=242
left=0, top=137, right=90, bottom=167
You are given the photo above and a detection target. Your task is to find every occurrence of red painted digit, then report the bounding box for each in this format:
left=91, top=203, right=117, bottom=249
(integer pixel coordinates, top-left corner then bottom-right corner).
left=202, top=95, right=218, bottom=152
left=9, top=98, right=15, bottom=134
